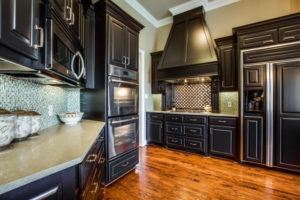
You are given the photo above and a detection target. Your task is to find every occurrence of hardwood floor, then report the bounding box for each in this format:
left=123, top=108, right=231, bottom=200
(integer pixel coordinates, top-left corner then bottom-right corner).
left=105, top=146, right=300, bottom=200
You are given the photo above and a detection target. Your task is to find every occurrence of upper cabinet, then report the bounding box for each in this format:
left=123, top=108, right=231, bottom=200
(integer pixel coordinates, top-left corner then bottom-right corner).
left=234, top=13, right=300, bottom=50
left=108, top=16, right=139, bottom=71
left=151, top=51, right=163, bottom=94
left=0, top=0, right=42, bottom=60
left=215, top=36, right=236, bottom=91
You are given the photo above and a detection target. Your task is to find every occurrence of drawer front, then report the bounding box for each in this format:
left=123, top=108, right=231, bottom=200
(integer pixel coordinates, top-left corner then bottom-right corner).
left=279, top=24, right=300, bottom=43
left=209, top=117, right=237, bottom=127
left=165, top=123, right=183, bottom=135
left=239, top=29, right=278, bottom=49
left=184, top=125, right=206, bottom=138
left=165, top=114, right=183, bottom=123
left=166, top=135, right=183, bottom=147
left=148, top=113, right=164, bottom=121
left=184, top=115, right=207, bottom=124
left=184, top=138, right=205, bottom=153
left=108, top=149, right=139, bottom=182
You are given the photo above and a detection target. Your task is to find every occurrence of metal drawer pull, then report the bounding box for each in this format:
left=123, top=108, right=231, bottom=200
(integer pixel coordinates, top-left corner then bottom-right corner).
left=190, top=129, right=197, bottom=133
left=30, top=186, right=59, bottom=200
left=91, top=183, right=98, bottom=194
left=262, top=40, right=273, bottom=44
left=33, top=25, right=44, bottom=48
left=86, top=154, right=98, bottom=162
left=171, top=139, right=178, bottom=143
left=171, top=127, right=178, bottom=131
left=284, top=36, right=296, bottom=40
left=190, top=142, right=198, bottom=146
left=218, top=120, right=227, bottom=123
left=190, top=119, right=197, bottom=122
left=122, top=161, right=129, bottom=167
left=69, top=11, right=75, bottom=25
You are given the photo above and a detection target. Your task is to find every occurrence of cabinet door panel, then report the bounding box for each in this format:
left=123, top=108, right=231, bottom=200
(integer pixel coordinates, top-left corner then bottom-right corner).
left=244, top=64, right=265, bottom=87
left=146, top=120, right=163, bottom=145
left=109, top=17, right=126, bottom=68
left=275, top=61, right=300, bottom=172
left=220, top=44, right=236, bottom=90
left=209, top=126, right=236, bottom=158
left=126, top=28, right=138, bottom=71
left=238, top=29, right=278, bottom=49
left=243, top=116, right=264, bottom=164
left=0, top=0, right=39, bottom=59
left=279, top=24, right=300, bottom=43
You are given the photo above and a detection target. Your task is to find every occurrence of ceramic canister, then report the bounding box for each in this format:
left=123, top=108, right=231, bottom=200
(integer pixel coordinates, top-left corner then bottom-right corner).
left=0, top=109, right=16, bottom=148
left=13, top=110, right=31, bottom=141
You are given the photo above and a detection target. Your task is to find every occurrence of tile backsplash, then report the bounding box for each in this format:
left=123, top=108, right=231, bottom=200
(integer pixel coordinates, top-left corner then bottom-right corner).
left=174, top=83, right=211, bottom=109
left=0, top=74, right=80, bottom=130
left=219, top=92, right=239, bottom=115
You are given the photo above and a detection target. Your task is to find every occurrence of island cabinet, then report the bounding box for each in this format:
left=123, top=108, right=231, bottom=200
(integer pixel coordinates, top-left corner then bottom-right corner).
left=209, top=117, right=238, bottom=160
left=0, top=131, right=105, bottom=200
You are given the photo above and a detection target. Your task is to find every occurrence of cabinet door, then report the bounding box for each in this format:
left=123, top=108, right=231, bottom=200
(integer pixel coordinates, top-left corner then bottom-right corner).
left=219, top=43, right=236, bottom=90
left=151, top=51, right=163, bottom=94
left=279, top=24, right=300, bottom=43
left=146, top=120, right=163, bottom=145
left=275, top=61, right=300, bottom=172
left=238, top=29, right=278, bottom=49
left=244, top=64, right=265, bottom=87
left=243, top=116, right=264, bottom=164
left=126, top=27, right=139, bottom=71
left=0, top=0, right=40, bottom=60
left=108, top=17, right=126, bottom=68
left=209, top=126, right=236, bottom=158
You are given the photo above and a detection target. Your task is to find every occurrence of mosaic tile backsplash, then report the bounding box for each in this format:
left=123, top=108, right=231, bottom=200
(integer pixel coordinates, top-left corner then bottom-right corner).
left=0, top=74, right=80, bottom=130
left=174, top=83, right=211, bottom=109
left=219, top=92, right=239, bottom=115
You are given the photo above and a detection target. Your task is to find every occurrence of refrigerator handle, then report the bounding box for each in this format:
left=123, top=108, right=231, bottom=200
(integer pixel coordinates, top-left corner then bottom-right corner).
left=266, top=63, right=274, bottom=167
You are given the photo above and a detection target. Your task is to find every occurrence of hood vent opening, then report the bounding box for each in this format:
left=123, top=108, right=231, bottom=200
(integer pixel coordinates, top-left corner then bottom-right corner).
left=157, top=6, right=218, bottom=80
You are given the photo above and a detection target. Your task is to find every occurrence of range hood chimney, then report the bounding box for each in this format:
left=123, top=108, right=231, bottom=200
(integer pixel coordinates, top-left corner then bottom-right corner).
left=157, top=6, right=218, bottom=80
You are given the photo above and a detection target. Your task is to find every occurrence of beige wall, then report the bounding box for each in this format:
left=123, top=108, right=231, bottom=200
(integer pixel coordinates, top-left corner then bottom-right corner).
left=155, top=0, right=300, bottom=51
left=112, top=0, right=157, bottom=110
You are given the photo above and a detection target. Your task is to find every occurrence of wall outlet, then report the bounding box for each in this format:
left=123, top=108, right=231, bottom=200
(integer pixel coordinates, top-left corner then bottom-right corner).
left=227, top=101, right=232, bottom=108
left=48, top=105, right=54, bottom=116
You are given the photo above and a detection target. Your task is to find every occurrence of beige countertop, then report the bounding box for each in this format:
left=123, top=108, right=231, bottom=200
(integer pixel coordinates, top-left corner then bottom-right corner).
left=148, top=110, right=238, bottom=117
left=0, top=120, right=105, bottom=195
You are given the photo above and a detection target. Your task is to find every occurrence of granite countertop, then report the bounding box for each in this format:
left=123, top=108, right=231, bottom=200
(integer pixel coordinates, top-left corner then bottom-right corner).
left=0, top=120, right=105, bottom=195
left=148, top=110, right=238, bottom=117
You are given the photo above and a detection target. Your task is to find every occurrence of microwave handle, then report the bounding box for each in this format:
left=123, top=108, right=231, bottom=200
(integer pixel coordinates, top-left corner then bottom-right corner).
left=71, top=51, right=85, bottom=80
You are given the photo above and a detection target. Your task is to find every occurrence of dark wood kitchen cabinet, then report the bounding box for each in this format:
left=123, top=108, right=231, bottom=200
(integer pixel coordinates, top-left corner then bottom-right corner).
left=244, top=64, right=265, bottom=87
left=151, top=51, right=164, bottom=94
left=215, top=36, right=236, bottom=91
left=243, top=116, right=264, bottom=164
left=146, top=113, right=164, bottom=145
left=209, top=117, right=237, bottom=159
left=108, top=16, right=139, bottom=71
left=0, top=0, right=42, bottom=60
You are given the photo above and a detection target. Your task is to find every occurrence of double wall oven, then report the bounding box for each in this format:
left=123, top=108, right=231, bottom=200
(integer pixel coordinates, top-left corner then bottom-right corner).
left=107, top=65, right=139, bottom=159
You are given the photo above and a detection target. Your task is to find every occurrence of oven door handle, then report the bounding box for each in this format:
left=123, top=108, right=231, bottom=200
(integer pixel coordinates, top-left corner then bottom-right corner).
left=111, top=117, right=139, bottom=125
left=109, top=78, right=139, bottom=86
left=71, top=51, right=85, bottom=80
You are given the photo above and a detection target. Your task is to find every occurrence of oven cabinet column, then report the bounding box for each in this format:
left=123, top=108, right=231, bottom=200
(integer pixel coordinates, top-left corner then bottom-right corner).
left=146, top=113, right=164, bottom=145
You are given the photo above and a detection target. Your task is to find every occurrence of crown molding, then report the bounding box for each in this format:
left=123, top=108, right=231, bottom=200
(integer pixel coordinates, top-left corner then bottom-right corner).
left=125, top=0, right=240, bottom=28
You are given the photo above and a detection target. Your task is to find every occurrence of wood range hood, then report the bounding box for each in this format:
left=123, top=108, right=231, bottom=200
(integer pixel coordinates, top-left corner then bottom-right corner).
left=157, top=6, right=218, bottom=80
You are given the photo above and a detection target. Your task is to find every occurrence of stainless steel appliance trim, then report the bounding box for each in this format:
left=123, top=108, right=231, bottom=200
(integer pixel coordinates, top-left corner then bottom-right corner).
left=111, top=117, right=139, bottom=125
left=108, top=65, right=138, bottom=81
left=30, top=186, right=59, bottom=200
left=33, top=25, right=44, bottom=49
left=47, top=19, right=53, bottom=70
left=109, top=77, right=139, bottom=86
left=71, top=51, right=85, bottom=80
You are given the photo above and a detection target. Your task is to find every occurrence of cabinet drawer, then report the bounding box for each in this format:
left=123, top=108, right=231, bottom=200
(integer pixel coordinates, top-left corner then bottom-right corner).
left=239, top=29, right=278, bottom=49
left=209, top=117, right=237, bottom=127
left=166, top=135, right=183, bottom=147
left=184, top=125, right=206, bottom=138
left=165, top=114, right=183, bottom=122
left=183, top=115, right=207, bottom=124
left=184, top=138, right=205, bottom=153
left=148, top=113, right=164, bottom=121
left=108, top=149, right=138, bottom=182
left=165, top=123, right=183, bottom=135
left=279, top=24, right=300, bottom=43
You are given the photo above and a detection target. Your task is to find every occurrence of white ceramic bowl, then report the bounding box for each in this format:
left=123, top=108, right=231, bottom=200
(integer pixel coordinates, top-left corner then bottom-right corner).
left=0, top=114, right=16, bottom=148
left=30, top=115, right=41, bottom=135
left=58, top=112, right=84, bottom=125
left=14, top=115, right=31, bottom=140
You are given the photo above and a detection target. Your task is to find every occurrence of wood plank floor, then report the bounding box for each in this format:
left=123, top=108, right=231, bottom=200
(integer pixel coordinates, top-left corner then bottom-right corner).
left=105, top=146, right=300, bottom=200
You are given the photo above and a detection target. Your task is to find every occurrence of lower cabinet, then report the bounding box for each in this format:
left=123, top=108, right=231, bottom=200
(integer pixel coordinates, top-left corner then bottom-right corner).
left=209, top=126, right=236, bottom=158
left=146, top=113, right=164, bottom=145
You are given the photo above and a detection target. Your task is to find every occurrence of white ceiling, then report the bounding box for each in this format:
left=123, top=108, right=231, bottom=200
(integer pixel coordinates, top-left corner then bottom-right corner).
left=125, top=0, right=240, bottom=27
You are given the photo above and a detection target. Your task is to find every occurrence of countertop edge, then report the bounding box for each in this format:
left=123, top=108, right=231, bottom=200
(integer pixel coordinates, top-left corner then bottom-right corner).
left=147, top=111, right=239, bottom=117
